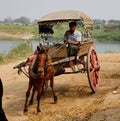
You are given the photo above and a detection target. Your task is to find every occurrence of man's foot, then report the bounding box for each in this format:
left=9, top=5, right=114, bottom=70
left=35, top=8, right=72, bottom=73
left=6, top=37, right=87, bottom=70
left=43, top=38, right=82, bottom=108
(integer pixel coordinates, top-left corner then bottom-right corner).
left=69, top=61, right=76, bottom=72
left=62, top=68, right=65, bottom=73
left=80, top=61, right=87, bottom=71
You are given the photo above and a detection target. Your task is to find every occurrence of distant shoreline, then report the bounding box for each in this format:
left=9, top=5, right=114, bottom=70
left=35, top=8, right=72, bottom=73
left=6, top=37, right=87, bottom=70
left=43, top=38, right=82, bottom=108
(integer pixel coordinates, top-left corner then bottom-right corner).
left=0, top=32, right=33, bottom=40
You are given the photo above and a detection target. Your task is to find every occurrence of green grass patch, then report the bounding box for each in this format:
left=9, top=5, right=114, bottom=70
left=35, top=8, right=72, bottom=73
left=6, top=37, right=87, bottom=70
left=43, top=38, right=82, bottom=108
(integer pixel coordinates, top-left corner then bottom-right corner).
left=0, top=42, right=32, bottom=64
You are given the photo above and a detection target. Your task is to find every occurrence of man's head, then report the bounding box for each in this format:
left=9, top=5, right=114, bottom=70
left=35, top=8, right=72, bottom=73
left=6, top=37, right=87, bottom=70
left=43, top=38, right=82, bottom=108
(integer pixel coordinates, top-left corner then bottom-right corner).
left=69, top=22, right=77, bottom=33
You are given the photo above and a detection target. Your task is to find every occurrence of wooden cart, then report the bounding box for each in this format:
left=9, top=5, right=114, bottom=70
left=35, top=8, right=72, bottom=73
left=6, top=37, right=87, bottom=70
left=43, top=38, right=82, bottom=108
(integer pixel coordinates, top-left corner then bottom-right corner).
left=39, top=39, right=100, bottom=93
left=38, top=10, right=100, bottom=93
left=14, top=10, right=100, bottom=93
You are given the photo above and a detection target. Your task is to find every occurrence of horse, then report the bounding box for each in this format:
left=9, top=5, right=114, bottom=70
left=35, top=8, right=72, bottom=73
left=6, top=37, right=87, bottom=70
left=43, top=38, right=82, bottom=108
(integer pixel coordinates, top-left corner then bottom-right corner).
left=24, top=46, right=57, bottom=113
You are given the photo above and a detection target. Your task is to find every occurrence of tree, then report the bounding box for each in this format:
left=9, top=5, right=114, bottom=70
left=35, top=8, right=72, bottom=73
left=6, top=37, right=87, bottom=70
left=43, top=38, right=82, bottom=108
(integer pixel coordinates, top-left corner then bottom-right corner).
left=108, top=19, right=120, bottom=24
left=14, top=17, right=31, bottom=25
left=103, top=24, right=120, bottom=31
left=4, top=17, right=13, bottom=23
left=93, top=19, right=106, bottom=25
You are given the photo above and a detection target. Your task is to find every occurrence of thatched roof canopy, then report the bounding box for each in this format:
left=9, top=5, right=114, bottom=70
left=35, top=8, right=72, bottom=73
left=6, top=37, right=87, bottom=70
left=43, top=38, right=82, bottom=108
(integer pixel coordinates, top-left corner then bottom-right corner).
left=38, top=10, right=93, bottom=34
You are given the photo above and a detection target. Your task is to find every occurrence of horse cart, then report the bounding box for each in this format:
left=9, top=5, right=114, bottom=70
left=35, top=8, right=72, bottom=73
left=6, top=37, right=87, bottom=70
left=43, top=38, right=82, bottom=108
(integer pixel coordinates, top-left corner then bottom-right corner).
left=14, top=10, right=100, bottom=93
left=13, top=10, right=100, bottom=112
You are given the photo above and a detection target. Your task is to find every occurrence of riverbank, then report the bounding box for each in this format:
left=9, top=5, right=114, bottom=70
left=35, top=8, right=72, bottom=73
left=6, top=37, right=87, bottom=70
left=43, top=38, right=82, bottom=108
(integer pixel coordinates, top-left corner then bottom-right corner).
left=0, top=32, right=34, bottom=40
left=0, top=53, right=120, bottom=121
left=1, top=39, right=120, bottom=56
left=0, top=23, right=38, bottom=40
left=0, top=42, right=32, bottom=64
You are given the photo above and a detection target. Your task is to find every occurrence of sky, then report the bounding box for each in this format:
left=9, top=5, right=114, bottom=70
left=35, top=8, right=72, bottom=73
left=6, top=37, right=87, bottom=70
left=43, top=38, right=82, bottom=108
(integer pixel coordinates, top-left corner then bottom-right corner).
left=0, top=0, right=120, bottom=21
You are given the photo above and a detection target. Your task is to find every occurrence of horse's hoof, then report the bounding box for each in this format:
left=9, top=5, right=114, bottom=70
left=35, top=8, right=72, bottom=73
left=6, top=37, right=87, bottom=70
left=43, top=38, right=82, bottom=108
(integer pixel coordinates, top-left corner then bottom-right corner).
left=29, top=101, right=33, bottom=106
left=37, top=109, right=41, bottom=113
left=54, top=96, right=58, bottom=103
left=24, top=108, right=28, bottom=112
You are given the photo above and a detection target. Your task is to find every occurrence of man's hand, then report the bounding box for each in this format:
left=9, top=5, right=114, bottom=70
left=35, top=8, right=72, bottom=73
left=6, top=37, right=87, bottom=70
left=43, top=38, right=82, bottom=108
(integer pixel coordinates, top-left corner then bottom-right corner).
left=64, top=40, right=68, bottom=43
left=64, top=40, right=80, bottom=45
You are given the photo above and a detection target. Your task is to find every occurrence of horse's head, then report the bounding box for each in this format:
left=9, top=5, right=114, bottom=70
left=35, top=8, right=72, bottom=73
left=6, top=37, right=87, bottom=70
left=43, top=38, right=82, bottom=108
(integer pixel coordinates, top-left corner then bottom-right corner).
left=35, top=46, right=48, bottom=75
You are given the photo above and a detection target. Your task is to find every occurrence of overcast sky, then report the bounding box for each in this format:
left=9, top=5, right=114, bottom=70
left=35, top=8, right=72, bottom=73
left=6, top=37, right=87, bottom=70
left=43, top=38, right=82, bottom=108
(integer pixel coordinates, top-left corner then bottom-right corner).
left=0, top=0, right=120, bottom=21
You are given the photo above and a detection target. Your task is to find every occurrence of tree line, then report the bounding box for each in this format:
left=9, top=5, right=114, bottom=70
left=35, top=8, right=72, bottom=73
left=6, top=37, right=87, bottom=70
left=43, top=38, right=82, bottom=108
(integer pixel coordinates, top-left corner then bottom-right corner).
left=93, top=19, right=120, bottom=42
left=0, top=17, right=120, bottom=25
left=0, top=17, right=38, bottom=25
left=94, top=19, right=120, bottom=31
left=0, top=17, right=120, bottom=42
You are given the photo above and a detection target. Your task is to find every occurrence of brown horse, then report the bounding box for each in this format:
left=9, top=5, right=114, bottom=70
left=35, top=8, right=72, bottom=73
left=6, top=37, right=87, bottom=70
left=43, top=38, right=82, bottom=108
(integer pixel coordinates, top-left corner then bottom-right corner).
left=24, top=46, right=57, bottom=113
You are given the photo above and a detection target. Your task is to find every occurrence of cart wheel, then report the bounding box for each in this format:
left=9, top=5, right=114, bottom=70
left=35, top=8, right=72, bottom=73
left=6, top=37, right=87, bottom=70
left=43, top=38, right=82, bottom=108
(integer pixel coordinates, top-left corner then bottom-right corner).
left=87, top=46, right=100, bottom=93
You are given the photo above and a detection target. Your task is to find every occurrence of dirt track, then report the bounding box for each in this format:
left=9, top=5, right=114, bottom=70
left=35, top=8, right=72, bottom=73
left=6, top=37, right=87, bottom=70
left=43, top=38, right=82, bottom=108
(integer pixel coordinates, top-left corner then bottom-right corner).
left=0, top=53, right=120, bottom=121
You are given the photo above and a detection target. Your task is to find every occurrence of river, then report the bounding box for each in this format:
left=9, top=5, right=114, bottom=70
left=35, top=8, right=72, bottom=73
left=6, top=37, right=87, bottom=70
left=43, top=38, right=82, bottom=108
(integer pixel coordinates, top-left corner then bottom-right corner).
left=0, top=40, right=120, bottom=55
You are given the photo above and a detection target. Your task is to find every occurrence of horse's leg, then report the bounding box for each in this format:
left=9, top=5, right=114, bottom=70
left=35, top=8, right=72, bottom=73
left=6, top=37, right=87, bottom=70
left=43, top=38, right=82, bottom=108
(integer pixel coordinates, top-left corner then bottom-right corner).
left=37, top=80, right=44, bottom=113
left=42, top=80, right=48, bottom=94
left=50, top=77, right=57, bottom=103
left=24, top=81, right=33, bottom=112
left=29, top=85, right=36, bottom=105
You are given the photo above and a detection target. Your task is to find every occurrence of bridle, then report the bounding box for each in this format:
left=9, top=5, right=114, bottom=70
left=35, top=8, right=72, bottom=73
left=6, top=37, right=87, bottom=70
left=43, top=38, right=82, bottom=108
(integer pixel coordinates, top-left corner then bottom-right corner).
left=35, top=51, right=49, bottom=74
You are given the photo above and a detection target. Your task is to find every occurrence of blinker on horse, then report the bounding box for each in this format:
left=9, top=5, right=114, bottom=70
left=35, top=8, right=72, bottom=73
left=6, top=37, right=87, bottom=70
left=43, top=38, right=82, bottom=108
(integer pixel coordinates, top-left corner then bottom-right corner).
left=24, top=46, right=57, bottom=113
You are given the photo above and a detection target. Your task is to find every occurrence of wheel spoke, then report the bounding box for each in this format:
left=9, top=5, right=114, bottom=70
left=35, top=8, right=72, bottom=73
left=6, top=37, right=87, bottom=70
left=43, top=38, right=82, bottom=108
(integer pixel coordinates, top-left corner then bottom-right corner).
left=90, top=70, right=99, bottom=87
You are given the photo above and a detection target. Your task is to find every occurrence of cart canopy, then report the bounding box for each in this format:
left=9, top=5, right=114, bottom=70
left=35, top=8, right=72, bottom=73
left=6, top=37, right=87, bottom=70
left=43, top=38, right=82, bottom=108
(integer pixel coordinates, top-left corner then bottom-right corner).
left=38, top=10, right=93, bottom=34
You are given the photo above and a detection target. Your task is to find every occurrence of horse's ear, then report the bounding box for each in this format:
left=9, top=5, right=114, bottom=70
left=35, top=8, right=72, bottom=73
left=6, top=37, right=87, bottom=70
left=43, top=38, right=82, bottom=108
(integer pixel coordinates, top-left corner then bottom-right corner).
left=37, top=43, right=43, bottom=51
left=45, top=48, right=49, bottom=53
left=37, top=46, right=40, bottom=51
left=39, top=43, right=42, bottom=47
left=37, top=45, right=45, bottom=54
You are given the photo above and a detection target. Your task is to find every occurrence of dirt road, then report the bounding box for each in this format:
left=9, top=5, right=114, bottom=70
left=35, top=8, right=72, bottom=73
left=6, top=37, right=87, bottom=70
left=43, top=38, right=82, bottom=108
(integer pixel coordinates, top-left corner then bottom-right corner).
left=0, top=53, right=120, bottom=121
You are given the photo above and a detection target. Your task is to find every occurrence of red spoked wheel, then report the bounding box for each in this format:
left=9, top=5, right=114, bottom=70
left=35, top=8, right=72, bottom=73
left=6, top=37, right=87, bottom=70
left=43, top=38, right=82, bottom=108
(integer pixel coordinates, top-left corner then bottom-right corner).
left=87, top=46, right=100, bottom=93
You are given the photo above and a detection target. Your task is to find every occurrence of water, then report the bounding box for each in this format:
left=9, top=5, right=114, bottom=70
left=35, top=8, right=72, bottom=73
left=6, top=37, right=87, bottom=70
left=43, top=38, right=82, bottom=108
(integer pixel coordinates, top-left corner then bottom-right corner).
left=95, top=42, right=120, bottom=53
left=0, top=40, right=22, bottom=55
left=0, top=40, right=120, bottom=55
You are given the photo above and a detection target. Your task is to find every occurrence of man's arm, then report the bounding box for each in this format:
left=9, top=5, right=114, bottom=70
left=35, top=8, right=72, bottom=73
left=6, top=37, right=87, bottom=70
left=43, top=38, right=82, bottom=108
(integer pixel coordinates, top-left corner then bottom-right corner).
left=67, top=40, right=80, bottom=45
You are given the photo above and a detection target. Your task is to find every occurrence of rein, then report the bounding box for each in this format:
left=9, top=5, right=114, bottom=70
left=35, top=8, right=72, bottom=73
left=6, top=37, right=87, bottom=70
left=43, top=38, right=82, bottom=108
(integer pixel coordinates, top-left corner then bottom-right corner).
left=48, top=43, right=66, bottom=56
left=20, top=67, right=30, bottom=78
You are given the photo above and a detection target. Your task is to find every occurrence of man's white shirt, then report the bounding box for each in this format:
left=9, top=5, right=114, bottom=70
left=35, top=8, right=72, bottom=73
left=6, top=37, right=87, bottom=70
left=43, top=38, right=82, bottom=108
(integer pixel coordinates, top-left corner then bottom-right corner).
left=64, top=30, right=82, bottom=42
